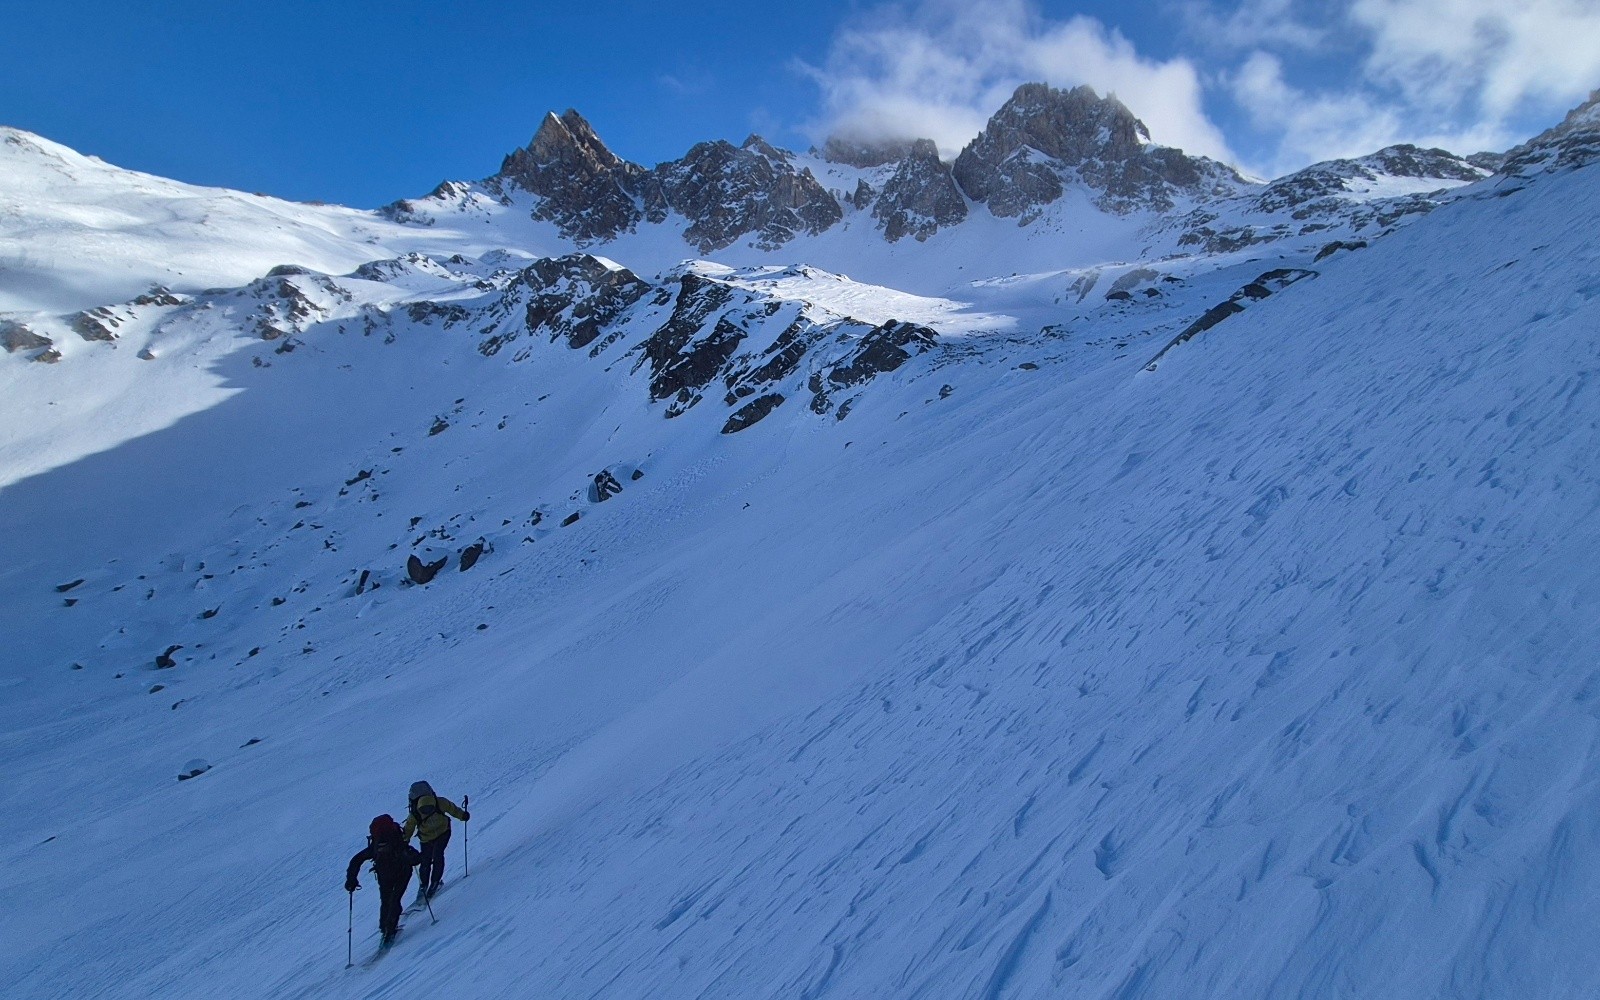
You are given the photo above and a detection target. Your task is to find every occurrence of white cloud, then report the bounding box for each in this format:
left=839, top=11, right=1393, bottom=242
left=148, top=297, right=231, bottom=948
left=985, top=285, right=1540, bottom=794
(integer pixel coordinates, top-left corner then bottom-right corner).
left=1229, top=50, right=1509, bottom=175
left=1177, top=0, right=1331, bottom=52
left=799, top=0, right=1237, bottom=163
left=1350, top=0, right=1600, bottom=118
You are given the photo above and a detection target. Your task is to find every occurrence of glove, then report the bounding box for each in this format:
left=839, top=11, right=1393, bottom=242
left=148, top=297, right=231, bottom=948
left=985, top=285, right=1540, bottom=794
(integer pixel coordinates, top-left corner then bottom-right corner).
left=346, top=879, right=359, bottom=892
left=461, top=811, right=470, bottom=822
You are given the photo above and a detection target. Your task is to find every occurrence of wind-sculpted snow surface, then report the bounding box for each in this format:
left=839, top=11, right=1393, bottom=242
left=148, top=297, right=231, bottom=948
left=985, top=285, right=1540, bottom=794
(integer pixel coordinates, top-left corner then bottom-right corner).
left=4, top=123, right=1600, bottom=999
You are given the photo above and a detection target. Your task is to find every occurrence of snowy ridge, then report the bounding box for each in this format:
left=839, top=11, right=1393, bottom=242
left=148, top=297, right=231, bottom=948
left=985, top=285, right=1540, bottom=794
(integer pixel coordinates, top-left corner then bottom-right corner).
left=5, top=92, right=1600, bottom=999
left=0, top=128, right=508, bottom=314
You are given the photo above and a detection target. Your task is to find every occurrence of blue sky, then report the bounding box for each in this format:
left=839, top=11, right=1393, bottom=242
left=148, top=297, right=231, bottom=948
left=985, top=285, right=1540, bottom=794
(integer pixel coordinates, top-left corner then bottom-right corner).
left=5, top=0, right=1598, bottom=205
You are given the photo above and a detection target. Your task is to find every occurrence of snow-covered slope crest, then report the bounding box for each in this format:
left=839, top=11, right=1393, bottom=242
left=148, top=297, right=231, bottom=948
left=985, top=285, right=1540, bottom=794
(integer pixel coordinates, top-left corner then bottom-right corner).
left=0, top=128, right=508, bottom=314
left=6, top=94, right=1600, bottom=1000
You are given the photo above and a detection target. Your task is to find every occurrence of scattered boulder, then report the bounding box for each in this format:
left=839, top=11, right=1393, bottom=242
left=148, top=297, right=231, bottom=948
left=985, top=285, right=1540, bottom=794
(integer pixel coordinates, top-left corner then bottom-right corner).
left=155, top=644, right=182, bottom=669
left=458, top=539, right=489, bottom=572
left=561, top=512, right=581, bottom=527
left=590, top=470, right=624, bottom=502
left=428, top=417, right=449, bottom=436
left=131, top=285, right=184, bottom=307
left=407, top=553, right=448, bottom=585
left=55, top=579, right=85, bottom=593
left=178, top=759, right=211, bottom=781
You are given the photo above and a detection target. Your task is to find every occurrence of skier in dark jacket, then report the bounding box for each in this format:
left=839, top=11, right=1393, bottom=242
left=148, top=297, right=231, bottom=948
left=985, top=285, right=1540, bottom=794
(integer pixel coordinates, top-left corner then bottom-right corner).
left=403, top=780, right=469, bottom=902
left=346, top=814, right=421, bottom=946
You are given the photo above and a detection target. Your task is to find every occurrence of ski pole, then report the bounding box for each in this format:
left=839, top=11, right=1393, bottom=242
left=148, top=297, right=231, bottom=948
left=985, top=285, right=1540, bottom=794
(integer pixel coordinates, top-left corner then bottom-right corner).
left=346, top=890, right=354, bottom=968
left=422, top=884, right=438, bottom=925
left=462, top=794, right=470, bottom=879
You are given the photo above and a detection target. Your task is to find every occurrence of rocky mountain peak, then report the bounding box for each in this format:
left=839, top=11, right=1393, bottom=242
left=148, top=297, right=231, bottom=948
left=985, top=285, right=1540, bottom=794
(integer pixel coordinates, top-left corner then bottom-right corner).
left=952, top=82, right=1234, bottom=218
left=741, top=134, right=789, bottom=162
left=497, top=110, right=643, bottom=244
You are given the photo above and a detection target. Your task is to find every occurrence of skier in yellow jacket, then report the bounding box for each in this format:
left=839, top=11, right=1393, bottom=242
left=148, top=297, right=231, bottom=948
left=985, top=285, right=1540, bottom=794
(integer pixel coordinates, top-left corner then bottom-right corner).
left=403, top=780, right=469, bottom=902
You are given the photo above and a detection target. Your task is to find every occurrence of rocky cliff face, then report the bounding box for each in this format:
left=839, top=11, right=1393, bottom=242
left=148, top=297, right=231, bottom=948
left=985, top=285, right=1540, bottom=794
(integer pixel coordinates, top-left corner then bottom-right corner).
left=493, top=117, right=841, bottom=252
left=872, top=139, right=968, bottom=242
left=640, top=137, right=842, bottom=253
left=1498, top=90, right=1600, bottom=178
left=952, top=83, right=1243, bottom=219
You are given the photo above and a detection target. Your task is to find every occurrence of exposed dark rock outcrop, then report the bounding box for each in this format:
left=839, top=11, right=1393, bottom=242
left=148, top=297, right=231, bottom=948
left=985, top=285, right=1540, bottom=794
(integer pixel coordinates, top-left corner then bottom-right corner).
left=590, top=470, right=623, bottom=502
left=873, top=139, right=968, bottom=242
left=637, top=273, right=743, bottom=414
left=131, top=286, right=184, bottom=307
left=722, top=393, right=785, bottom=433
left=504, top=254, right=649, bottom=354
left=1253, top=145, right=1488, bottom=215
left=71, top=307, right=121, bottom=342
left=1143, top=269, right=1317, bottom=372
left=810, top=320, right=938, bottom=416
left=1, top=320, right=52, bottom=354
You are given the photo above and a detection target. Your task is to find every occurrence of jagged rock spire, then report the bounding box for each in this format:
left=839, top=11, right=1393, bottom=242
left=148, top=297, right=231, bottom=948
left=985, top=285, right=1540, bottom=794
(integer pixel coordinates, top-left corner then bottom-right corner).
left=497, top=110, right=644, bottom=243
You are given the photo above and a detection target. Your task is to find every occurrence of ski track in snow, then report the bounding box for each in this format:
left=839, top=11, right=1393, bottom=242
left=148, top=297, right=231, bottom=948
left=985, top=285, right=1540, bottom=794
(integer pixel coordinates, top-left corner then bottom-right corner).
left=3, top=136, right=1600, bottom=999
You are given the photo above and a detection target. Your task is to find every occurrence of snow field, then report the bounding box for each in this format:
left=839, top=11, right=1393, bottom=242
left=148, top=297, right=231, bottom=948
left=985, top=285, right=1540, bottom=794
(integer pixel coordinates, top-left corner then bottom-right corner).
left=2, top=126, right=1599, bottom=998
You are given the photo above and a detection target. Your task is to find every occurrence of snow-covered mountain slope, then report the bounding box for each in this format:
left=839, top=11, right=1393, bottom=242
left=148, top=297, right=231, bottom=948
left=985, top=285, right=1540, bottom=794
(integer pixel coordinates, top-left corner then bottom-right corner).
left=0, top=128, right=502, bottom=314
left=5, top=92, right=1600, bottom=999
left=1, top=82, right=1491, bottom=327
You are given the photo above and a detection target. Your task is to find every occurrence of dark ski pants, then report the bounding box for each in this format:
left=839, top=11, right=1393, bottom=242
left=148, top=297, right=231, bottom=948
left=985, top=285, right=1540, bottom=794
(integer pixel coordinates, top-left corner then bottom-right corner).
left=378, top=870, right=412, bottom=937
left=419, top=829, right=451, bottom=889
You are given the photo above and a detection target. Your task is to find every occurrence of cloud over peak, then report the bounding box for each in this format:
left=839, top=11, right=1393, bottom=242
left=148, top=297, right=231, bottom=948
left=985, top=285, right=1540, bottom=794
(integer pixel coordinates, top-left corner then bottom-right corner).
left=799, top=0, right=1237, bottom=164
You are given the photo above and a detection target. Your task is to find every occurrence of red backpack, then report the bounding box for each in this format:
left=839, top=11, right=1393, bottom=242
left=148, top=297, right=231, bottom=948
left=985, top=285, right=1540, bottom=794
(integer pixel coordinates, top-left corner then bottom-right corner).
left=369, top=813, right=404, bottom=843
left=366, top=814, right=420, bottom=869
